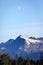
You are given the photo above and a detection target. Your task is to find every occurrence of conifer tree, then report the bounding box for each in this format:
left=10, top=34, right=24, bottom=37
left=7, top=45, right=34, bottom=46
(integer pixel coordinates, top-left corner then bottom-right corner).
left=1, top=54, right=12, bottom=65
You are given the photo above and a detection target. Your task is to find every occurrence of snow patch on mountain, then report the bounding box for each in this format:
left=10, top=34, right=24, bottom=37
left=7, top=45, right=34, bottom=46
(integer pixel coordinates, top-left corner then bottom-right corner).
left=1, top=47, right=6, bottom=50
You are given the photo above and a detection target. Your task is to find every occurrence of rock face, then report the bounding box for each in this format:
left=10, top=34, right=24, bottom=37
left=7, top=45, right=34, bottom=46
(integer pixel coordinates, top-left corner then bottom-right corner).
left=0, top=35, right=43, bottom=60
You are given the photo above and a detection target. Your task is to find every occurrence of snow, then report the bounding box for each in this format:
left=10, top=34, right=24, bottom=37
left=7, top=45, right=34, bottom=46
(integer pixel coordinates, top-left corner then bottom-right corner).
left=28, top=39, right=41, bottom=43
left=20, top=35, right=41, bottom=45
left=1, top=47, right=6, bottom=50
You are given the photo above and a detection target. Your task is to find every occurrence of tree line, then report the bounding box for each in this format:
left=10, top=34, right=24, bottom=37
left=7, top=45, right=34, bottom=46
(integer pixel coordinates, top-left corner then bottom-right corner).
left=0, top=51, right=43, bottom=65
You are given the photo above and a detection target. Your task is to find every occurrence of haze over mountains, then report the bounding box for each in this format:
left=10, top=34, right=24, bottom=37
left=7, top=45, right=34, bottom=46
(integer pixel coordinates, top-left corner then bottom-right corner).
left=0, top=35, right=43, bottom=60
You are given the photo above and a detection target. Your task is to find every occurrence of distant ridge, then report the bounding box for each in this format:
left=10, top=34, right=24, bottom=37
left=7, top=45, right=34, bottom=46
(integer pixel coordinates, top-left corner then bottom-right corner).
left=29, top=37, right=43, bottom=40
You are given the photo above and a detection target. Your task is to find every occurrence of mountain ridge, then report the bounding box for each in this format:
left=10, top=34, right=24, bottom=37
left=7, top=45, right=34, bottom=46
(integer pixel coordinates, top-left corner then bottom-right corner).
left=0, top=35, right=43, bottom=60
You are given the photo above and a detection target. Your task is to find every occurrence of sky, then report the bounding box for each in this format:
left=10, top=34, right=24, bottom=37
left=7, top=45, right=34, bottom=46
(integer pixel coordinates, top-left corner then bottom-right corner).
left=0, top=0, right=43, bottom=42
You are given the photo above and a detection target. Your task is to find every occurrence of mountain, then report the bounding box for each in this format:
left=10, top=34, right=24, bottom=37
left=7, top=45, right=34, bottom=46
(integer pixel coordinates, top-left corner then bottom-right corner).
left=29, top=37, right=43, bottom=40
left=0, top=35, right=43, bottom=60
left=29, top=37, right=36, bottom=40
left=37, top=37, right=43, bottom=40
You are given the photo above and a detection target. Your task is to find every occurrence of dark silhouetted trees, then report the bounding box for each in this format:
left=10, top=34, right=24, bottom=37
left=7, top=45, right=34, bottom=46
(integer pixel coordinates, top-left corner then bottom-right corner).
left=0, top=54, right=12, bottom=65
left=0, top=52, right=43, bottom=65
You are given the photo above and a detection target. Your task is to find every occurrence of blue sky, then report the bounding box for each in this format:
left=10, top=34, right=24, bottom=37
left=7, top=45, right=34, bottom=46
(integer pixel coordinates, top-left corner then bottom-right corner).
left=0, top=0, right=43, bottom=42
